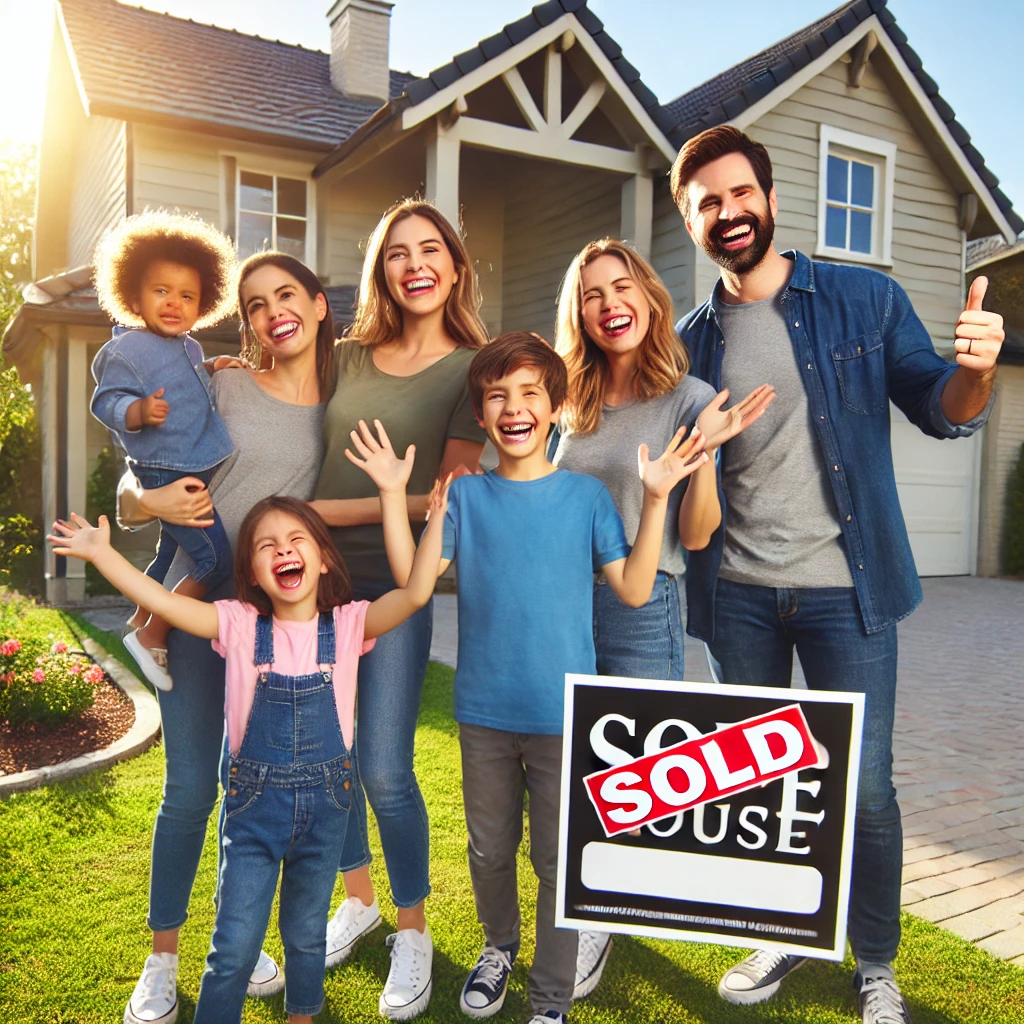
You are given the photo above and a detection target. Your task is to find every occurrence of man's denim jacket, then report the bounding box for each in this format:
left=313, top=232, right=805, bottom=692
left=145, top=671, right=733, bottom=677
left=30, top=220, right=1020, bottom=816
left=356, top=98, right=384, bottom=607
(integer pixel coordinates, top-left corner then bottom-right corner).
left=90, top=327, right=233, bottom=473
left=678, top=251, right=990, bottom=641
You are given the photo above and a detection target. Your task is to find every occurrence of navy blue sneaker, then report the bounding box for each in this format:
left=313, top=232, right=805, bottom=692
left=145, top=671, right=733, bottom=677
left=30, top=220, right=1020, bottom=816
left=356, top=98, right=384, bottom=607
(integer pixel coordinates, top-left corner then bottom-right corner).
left=459, top=946, right=515, bottom=1019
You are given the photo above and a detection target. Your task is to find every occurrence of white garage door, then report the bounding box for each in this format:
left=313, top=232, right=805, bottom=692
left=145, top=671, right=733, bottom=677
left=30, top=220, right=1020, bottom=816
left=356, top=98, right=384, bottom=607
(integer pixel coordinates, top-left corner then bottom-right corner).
left=890, top=403, right=980, bottom=576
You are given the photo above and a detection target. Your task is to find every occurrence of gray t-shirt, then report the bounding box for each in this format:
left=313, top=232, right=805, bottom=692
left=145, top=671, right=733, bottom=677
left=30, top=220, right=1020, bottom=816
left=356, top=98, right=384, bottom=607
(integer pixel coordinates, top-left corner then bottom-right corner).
left=165, top=369, right=325, bottom=587
left=554, top=376, right=717, bottom=576
left=717, top=288, right=852, bottom=588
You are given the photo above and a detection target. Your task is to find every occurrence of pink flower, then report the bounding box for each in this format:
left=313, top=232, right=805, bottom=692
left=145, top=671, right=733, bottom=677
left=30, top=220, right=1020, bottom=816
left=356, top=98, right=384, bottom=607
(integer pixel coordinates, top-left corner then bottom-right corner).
left=1, top=639, right=21, bottom=656
left=68, top=662, right=81, bottom=675
left=51, top=641, right=69, bottom=654
left=33, top=668, right=45, bottom=683
left=84, top=666, right=105, bottom=685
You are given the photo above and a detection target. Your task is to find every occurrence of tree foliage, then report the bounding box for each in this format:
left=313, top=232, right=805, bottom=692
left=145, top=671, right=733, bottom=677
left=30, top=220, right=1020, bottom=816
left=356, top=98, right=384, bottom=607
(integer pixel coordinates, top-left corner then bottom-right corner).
left=1004, top=441, right=1024, bottom=577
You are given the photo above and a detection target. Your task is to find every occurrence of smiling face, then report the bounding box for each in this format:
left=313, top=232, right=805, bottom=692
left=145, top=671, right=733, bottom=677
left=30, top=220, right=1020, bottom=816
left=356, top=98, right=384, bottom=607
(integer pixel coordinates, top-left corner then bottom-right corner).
left=132, top=260, right=201, bottom=337
left=240, top=263, right=326, bottom=363
left=382, top=213, right=458, bottom=319
left=684, top=152, right=777, bottom=274
left=248, top=508, right=329, bottom=614
left=478, top=365, right=561, bottom=468
left=580, top=254, right=653, bottom=366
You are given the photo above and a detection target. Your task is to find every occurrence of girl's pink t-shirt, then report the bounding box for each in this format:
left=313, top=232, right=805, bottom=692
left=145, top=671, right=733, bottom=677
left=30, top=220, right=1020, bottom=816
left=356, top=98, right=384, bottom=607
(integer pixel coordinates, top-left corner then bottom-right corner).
left=212, top=600, right=376, bottom=755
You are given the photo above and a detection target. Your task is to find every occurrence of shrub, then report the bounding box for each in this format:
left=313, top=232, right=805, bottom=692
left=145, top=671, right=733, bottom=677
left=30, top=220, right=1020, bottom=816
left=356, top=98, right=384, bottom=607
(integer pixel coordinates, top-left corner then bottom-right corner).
left=1004, top=441, right=1024, bottom=576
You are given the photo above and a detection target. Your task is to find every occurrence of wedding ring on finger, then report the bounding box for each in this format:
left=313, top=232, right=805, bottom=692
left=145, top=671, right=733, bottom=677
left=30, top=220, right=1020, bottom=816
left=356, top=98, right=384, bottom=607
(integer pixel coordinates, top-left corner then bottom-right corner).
left=968, top=339, right=974, bottom=355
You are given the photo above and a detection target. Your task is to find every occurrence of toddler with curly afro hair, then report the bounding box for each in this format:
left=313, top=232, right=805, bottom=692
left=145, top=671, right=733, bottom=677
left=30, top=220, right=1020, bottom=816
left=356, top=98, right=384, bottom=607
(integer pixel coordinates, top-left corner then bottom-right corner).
left=89, top=210, right=241, bottom=692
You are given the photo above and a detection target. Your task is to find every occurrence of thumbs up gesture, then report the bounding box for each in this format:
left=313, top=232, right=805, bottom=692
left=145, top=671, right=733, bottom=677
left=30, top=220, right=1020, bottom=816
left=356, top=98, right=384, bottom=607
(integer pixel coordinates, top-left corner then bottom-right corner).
left=954, top=276, right=1004, bottom=376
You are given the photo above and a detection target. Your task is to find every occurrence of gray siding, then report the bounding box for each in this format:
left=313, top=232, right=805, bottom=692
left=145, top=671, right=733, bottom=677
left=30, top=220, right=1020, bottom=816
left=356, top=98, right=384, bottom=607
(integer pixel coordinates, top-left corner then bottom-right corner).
left=67, top=116, right=126, bottom=267
left=651, top=177, right=696, bottom=318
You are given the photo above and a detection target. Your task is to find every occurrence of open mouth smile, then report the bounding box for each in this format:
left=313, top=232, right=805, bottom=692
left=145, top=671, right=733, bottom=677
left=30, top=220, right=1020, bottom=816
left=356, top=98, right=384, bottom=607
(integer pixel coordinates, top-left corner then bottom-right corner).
left=270, top=320, right=300, bottom=341
left=402, top=277, right=436, bottom=296
left=600, top=314, right=632, bottom=337
left=718, top=223, right=755, bottom=251
left=272, top=559, right=305, bottom=591
left=498, top=422, right=534, bottom=445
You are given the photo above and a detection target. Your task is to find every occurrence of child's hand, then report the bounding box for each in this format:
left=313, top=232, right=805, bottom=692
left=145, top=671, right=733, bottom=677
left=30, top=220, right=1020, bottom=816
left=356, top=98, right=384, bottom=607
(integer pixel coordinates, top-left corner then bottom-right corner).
left=696, top=385, right=775, bottom=451
left=425, top=472, right=454, bottom=522
left=47, top=513, right=112, bottom=564
left=638, top=427, right=708, bottom=500
left=345, top=419, right=415, bottom=495
left=140, top=388, right=170, bottom=426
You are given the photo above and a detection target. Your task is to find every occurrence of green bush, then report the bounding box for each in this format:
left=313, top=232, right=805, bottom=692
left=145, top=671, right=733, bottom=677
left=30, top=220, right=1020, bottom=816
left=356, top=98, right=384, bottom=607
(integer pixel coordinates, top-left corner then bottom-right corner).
left=1004, top=441, right=1024, bottom=576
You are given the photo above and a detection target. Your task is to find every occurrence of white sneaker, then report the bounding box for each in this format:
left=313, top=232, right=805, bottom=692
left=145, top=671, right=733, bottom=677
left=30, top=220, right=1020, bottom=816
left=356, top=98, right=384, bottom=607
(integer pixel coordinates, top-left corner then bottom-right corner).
left=379, top=926, right=433, bottom=1020
left=124, top=952, right=178, bottom=1024
left=573, top=930, right=612, bottom=999
left=247, top=948, right=285, bottom=997
left=325, top=896, right=382, bottom=968
left=124, top=630, right=173, bottom=691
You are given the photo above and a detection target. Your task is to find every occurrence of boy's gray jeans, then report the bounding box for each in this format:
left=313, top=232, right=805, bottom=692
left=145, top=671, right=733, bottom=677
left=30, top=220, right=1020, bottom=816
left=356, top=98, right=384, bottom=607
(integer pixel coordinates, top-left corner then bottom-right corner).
left=458, top=723, right=577, bottom=1016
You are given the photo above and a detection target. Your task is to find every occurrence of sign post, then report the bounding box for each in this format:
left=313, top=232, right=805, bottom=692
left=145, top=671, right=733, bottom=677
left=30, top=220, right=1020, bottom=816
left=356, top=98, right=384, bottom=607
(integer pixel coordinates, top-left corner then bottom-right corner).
left=556, top=675, right=864, bottom=960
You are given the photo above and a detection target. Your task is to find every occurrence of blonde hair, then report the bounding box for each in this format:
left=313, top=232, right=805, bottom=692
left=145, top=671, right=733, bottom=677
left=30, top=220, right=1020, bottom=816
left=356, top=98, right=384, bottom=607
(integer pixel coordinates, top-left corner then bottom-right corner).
left=555, top=239, right=689, bottom=435
left=344, top=199, right=488, bottom=350
left=93, top=209, right=237, bottom=331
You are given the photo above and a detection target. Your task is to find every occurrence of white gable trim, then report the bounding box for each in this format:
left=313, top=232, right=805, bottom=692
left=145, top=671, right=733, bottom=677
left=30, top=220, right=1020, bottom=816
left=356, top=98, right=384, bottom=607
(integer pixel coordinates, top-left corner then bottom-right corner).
left=400, top=12, right=675, bottom=164
left=729, top=14, right=1015, bottom=243
left=56, top=5, right=93, bottom=119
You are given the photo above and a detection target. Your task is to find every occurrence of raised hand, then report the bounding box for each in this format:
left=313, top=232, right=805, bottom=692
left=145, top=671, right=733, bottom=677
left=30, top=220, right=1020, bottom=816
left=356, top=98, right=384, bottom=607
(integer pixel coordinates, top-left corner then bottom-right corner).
left=47, top=513, right=112, bottom=564
left=953, top=276, right=1004, bottom=376
left=697, top=384, right=775, bottom=451
left=638, top=427, right=708, bottom=500
left=425, top=472, right=454, bottom=522
left=344, top=418, right=415, bottom=495
left=141, top=388, right=170, bottom=426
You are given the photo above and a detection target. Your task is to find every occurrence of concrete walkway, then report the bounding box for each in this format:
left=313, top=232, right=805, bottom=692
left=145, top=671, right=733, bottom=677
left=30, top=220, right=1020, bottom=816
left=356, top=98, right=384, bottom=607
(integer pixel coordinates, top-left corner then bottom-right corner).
left=430, top=577, right=1024, bottom=964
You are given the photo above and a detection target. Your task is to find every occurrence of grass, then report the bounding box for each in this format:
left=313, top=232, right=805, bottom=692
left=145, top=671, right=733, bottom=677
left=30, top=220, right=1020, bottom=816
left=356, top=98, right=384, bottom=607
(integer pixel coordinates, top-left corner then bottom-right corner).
left=1, top=649, right=1022, bottom=1023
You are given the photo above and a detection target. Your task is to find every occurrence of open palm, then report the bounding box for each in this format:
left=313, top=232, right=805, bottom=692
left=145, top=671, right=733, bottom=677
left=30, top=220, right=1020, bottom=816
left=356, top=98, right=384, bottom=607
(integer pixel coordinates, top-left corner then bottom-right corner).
left=697, top=385, right=776, bottom=451
left=345, top=419, right=415, bottom=494
left=639, top=427, right=708, bottom=500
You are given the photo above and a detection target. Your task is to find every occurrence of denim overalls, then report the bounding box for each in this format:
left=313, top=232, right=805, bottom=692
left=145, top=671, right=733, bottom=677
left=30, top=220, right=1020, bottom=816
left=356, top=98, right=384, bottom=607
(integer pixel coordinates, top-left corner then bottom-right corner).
left=194, top=611, right=352, bottom=1023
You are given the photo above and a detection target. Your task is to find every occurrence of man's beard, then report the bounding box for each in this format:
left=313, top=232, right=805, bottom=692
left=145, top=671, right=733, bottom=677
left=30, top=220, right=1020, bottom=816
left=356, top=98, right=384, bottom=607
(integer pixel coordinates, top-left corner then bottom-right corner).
left=698, top=210, right=775, bottom=274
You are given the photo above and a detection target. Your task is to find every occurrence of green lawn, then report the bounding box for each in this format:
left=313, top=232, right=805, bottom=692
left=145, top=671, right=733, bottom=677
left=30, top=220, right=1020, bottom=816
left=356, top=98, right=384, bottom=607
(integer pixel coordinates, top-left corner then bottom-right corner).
left=1, top=652, right=1021, bottom=1024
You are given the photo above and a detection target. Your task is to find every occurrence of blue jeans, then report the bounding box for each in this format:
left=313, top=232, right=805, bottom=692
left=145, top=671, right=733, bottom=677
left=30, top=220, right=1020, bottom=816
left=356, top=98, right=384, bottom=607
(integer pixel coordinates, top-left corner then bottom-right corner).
left=594, top=572, right=685, bottom=680
left=149, top=620, right=227, bottom=931
left=337, top=577, right=433, bottom=908
left=707, top=578, right=902, bottom=965
left=134, top=465, right=232, bottom=589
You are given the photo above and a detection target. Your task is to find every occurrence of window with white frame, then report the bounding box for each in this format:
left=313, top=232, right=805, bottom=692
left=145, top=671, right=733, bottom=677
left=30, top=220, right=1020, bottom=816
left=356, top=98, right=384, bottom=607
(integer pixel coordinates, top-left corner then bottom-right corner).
left=816, top=125, right=896, bottom=265
left=236, top=171, right=309, bottom=260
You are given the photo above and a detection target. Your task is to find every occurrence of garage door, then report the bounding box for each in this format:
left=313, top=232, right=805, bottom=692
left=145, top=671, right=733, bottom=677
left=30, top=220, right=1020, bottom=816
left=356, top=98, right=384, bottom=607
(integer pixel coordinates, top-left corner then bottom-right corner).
left=890, top=403, right=980, bottom=576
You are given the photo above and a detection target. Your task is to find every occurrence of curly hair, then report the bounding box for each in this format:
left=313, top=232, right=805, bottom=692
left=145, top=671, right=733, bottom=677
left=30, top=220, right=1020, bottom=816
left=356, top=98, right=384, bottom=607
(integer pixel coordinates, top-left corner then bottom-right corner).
left=93, top=210, right=237, bottom=331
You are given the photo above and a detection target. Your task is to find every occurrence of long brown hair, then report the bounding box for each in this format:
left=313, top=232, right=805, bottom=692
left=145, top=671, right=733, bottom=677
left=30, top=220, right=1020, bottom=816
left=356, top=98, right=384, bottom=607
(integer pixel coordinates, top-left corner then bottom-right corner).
left=237, top=251, right=337, bottom=400
left=555, top=239, right=689, bottom=436
left=234, top=496, right=352, bottom=616
left=345, top=199, right=488, bottom=350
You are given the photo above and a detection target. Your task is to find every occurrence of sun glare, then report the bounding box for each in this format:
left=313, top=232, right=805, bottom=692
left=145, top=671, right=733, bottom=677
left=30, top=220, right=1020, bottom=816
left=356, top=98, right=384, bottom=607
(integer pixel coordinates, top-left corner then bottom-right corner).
left=0, top=2, right=54, bottom=145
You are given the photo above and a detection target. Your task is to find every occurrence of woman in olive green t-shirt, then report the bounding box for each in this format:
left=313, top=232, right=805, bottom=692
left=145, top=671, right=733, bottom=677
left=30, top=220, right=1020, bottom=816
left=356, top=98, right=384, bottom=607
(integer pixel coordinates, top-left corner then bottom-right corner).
left=311, top=200, right=487, bottom=1017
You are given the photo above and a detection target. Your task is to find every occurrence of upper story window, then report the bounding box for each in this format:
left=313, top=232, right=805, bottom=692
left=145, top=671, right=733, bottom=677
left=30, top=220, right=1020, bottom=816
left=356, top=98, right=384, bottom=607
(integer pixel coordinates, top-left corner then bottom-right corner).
left=237, top=171, right=308, bottom=260
left=816, top=125, right=896, bottom=266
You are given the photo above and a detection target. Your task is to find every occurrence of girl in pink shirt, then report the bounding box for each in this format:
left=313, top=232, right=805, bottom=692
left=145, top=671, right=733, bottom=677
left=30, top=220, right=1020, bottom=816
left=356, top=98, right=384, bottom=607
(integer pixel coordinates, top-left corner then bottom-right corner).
left=49, top=486, right=446, bottom=1024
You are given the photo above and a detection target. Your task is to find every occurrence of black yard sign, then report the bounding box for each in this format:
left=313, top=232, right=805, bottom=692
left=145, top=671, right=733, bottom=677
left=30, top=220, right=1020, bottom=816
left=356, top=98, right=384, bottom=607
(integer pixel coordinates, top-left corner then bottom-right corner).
left=556, top=675, right=864, bottom=960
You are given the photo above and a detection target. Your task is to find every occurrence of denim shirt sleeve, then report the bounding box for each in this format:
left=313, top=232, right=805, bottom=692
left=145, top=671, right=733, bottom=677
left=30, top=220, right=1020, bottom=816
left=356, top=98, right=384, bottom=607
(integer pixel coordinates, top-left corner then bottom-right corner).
left=90, top=350, right=149, bottom=435
left=883, top=277, right=990, bottom=440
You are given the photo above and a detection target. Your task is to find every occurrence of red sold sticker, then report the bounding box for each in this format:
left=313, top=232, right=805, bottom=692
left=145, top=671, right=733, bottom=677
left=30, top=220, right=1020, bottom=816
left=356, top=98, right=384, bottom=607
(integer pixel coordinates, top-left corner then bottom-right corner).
left=583, top=704, right=822, bottom=837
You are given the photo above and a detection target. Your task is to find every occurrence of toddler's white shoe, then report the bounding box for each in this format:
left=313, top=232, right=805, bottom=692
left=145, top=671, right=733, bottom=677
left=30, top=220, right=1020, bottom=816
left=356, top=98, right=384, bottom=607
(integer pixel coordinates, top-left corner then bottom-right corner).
left=379, top=925, right=433, bottom=1020
left=247, top=948, right=285, bottom=997
left=124, top=630, right=173, bottom=692
left=124, top=952, right=178, bottom=1024
left=325, top=895, right=382, bottom=967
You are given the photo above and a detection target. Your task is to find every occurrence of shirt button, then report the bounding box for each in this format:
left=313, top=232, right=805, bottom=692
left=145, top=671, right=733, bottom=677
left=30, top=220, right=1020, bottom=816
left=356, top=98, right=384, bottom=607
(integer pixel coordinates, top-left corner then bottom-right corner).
left=344, top=760, right=351, bottom=769
left=230, top=766, right=238, bottom=775
left=819, top=415, right=825, bottom=421
left=833, top=465, right=839, bottom=471
left=343, top=780, right=351, bottom=790
left=794, top=321, right=800, bottom=327
left=858, top=564, right=864, bottom=570
left=807, top=363, right=813, bottom=370
left=229, top=788, right=237, bottom=796
left=846, top=514, right=852, bottom=522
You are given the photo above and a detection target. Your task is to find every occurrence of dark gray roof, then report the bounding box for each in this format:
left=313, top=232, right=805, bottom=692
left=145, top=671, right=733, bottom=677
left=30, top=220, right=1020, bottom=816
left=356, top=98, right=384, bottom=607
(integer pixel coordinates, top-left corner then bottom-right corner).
left=967, top=235, right=1024, bottom=270
left=60, top=0, right=417, bottom=151
left=663, top=0, right=1022, bottom=235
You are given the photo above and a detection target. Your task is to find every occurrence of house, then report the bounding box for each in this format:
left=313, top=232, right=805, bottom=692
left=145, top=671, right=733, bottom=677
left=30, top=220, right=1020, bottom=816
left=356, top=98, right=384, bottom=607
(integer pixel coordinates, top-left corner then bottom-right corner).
left=967, top=235, right=1024, bottom=575
left=3, top=0, right=1020, bottom=603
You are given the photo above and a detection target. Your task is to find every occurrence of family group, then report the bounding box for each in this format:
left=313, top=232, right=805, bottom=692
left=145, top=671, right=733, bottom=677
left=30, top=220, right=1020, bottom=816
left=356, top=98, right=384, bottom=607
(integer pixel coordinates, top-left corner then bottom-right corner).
left=48, top=124, right=1005, bottom=1024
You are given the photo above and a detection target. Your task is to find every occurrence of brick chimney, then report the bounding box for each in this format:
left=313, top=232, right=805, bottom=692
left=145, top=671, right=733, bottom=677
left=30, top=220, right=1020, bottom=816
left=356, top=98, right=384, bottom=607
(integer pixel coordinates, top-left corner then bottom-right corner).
left=327, top=0, right=394, bottom=105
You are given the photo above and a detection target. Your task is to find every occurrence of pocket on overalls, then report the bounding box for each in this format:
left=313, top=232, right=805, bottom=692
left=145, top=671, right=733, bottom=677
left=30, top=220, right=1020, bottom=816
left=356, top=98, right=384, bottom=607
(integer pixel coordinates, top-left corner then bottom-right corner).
left=324, top=761, right=353, bottom=812
left=830, top=333, right=887, bottom=415
left=225, top=768, right=261, bottom=820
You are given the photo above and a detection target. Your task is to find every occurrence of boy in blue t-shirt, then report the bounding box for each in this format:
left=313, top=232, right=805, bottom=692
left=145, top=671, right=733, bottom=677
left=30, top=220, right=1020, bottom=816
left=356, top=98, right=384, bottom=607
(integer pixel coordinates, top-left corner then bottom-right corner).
left=347, top=332, right=707, bottom=1024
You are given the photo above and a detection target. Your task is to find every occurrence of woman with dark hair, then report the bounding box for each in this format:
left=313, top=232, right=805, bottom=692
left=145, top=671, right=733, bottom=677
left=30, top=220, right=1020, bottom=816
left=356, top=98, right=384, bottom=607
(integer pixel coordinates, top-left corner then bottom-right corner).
left=117, top=251, right=337, bottom=1024
left=310, top=199, right=488, bottom=1021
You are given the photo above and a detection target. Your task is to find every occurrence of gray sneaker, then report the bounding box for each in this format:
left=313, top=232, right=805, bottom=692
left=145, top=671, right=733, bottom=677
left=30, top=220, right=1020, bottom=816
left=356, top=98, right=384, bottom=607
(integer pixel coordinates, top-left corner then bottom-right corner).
left=856, top=969, right=912, bottom=1024
left=717, top=949, right=806, bottom=1004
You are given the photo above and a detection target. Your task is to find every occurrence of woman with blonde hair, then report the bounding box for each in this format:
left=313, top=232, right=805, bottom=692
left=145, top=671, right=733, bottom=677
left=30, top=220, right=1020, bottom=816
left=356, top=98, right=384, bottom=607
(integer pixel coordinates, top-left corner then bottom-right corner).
left=554, top=238, right=774, bottom=994
left=311, top=198, right=488, bottom=1020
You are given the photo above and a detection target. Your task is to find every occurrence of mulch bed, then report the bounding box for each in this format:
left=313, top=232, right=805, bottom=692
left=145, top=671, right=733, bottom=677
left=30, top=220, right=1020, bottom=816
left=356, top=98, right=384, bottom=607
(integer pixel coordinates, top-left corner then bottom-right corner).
left=0, top=680, right=136, bottom=776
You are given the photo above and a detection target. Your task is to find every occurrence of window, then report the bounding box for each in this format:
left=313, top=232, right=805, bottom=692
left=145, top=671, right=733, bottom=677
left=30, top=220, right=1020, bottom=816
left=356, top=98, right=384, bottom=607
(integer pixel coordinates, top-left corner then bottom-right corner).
left=816, top=125, right=896, bottom=266
left=236, top=171, right=308, bottom=260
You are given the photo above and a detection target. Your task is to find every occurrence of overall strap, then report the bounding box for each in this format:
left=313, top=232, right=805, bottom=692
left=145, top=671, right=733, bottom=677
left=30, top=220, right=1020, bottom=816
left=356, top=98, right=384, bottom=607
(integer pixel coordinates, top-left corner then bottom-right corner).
left=253, top=613, right=274, bottom=669
left=316, top=610, right=336, bottom=668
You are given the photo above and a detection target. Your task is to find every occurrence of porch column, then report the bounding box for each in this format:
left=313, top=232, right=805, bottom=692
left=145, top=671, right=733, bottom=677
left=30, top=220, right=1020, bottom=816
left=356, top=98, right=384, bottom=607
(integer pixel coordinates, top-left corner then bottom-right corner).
left=40, top=332, right=60, bottom=604
left=620, top=170, right=653, bottom=259
left=425, top=119, right=460, bottom=227
left=64, top=337, right=88, bottom=602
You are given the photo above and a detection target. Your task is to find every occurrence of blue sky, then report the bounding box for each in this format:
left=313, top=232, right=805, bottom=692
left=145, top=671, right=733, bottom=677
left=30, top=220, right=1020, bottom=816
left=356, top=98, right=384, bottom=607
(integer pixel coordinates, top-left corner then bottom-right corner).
left=3, top=0, right=1021, bottom=230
